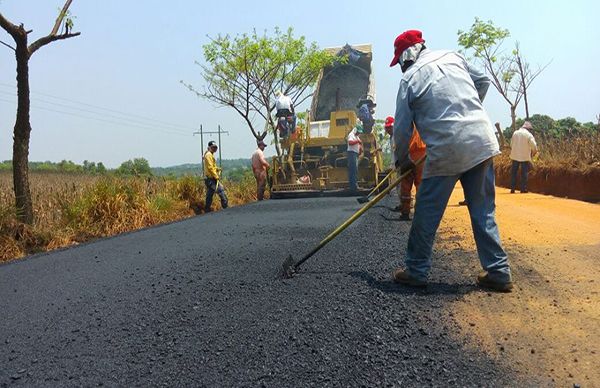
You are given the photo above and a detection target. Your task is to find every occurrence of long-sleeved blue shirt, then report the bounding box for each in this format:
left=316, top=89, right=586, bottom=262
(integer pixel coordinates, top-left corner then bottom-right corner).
left=393, top=49, right=500, bottom=178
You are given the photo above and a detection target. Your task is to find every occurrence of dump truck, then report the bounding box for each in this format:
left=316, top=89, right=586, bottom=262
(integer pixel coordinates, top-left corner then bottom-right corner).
left=270, top=44, right=384, bottom=199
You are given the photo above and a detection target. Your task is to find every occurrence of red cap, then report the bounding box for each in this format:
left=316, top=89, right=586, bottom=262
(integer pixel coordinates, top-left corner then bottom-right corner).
left=384, top=116, right=394, bottom=128
left=390, top=30, right=425, bottom=67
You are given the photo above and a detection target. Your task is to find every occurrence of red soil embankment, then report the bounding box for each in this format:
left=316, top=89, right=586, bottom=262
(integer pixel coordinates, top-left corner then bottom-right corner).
left=495, top=164, right=600, bottom=202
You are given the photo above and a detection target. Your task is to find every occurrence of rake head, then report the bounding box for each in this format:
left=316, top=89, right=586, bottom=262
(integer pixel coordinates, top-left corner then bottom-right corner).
left=356, top=196, right=370, bottom=204
left=280, top=255, right=297, bottom=279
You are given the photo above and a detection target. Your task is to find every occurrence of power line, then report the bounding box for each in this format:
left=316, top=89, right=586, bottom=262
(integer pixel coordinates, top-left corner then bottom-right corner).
left=0, top=98, right=191, bottom=137
left=0, top=90, right=191, bottom=135
left=0, top=82, right=198, bottom=132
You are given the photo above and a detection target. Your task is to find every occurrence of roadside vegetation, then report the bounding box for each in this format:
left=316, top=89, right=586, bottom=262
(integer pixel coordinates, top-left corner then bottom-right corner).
left=0, top=168, right=258, bottom=262
left=495, top=114, right=600, bottom=170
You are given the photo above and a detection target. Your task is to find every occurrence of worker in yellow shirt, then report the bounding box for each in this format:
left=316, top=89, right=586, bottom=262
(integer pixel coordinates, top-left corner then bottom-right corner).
left=203, top=141, right=228, bottom=212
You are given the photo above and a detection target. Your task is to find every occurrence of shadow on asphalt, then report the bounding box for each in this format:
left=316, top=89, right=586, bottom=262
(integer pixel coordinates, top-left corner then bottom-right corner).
left=349, top=271, right=480, bottom=296
left=379, top=214, right=411, bottom=222
left=297, top=270, right=352, bottom=276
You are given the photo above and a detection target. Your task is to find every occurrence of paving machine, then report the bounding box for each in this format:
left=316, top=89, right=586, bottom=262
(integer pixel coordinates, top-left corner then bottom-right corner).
left=270, top=44, right=384, bottom=199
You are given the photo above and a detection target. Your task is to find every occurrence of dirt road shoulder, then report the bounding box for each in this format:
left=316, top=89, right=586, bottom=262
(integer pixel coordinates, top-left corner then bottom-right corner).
left=438, top=186, right=600, bottom=386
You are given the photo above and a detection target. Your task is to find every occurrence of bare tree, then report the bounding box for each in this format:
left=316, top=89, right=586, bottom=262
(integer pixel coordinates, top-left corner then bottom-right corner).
left=458, top=18, right=522, bottom=131
left=0, top=1, right=80, bottom=224
left=458, top=18, right=549, bottom=131
left=512, top=42, right=551, bottom=119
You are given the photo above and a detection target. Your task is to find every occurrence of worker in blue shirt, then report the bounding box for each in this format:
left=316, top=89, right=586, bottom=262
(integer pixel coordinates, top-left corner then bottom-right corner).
left=389, top=30, right=513, bottom=292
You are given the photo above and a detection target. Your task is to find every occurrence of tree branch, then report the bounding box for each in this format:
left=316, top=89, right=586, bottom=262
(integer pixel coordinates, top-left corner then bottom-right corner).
left=28, top=32, right=80, bottom=56
left=0, top=12, right=20, bottom=38
left=51, top=0, right=74, bottom=36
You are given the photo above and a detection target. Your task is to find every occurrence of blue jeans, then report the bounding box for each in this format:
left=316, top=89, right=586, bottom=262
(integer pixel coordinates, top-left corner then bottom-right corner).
left=347, top=151, right=358, bottom=190
left=510, top=160, right=530, bottom=192
left=405, top=158, right=511, bottom=282
left=204, top=178, right=228, bottom=212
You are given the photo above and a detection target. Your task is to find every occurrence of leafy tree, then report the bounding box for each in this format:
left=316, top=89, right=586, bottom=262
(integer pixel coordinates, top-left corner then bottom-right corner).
left=82, top=160, right=96, bottom=172
left=58, top=159, right=82, bottom=172
left=96, top=162, right=107, bottom=174
left=0, top=1, right=81, bottom=224
left=505, top=114, right=600, bottom=139
left=184, top=27, right=336, bottom=157
left=116, top=158, right=152, bottom=176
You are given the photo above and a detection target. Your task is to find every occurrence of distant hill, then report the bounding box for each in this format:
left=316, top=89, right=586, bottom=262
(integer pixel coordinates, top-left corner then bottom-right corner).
left=0, top=158, right=254, bottom=180
left=152, top=159, right=251, bottom=177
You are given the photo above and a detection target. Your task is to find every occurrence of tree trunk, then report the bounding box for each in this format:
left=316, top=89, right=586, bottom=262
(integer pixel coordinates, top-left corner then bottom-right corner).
left=494, top=122, right=506, bottom=148
left=13, top=34, right=34, bottom=224
left=510, top=105, right=517, bottom=132
left=272, top=125, right=282, bottom=159
left=522, top=81, right=530, bottom=119
left=515, top=48, right=530, bottom=119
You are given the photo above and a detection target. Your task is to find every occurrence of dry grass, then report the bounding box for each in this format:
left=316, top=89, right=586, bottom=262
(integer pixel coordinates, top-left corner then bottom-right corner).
left=0, top=171, right=258, bottom=263
left=497, top=132, right=600, bottom=170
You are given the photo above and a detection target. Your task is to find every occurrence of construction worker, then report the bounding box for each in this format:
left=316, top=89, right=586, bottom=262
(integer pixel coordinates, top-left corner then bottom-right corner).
left=389, top=30, right=512, bottom=292
left=251, top=140, right=270, bottom=201
left=398, top=125, right=426, bottom=221
left=510, top=121, right=538, bottom=193
left=347, top=126, right=362, bottom=192
left=385, top=117, right=426, bottom=218
left=203, top=141, right=228, bottom=212
left=356, top=96, right=376, bottom=133
left=384, top=116, right=402, bottom=211
left=274, top=90, right=296, bottom=138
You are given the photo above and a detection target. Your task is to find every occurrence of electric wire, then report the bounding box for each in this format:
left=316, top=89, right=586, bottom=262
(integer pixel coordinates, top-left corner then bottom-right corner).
left=0, top=83, right=198, bottom=134
left=0, top=90, right=191, bottom=135
left=0, top=98, right=191, bottom=137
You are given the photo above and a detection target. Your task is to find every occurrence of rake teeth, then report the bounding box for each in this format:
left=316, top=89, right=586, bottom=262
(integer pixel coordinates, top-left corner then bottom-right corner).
left=280, top=255, right=296, bottom=279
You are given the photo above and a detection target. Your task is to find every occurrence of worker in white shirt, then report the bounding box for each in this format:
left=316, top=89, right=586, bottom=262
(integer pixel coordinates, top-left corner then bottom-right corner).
left=509, top=121, right=538, bottom=193
left=274, top=90, right=296, bottom=138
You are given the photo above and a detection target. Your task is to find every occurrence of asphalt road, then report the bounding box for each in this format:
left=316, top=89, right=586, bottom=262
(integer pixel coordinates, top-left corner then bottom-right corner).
left=0, top=196, right=538, bottom=387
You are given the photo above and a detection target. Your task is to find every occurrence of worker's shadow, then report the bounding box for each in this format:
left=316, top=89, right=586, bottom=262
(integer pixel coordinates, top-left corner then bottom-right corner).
left=349, top=271, right=479, bottom=296
left=379, top=214, right=404, bottom=222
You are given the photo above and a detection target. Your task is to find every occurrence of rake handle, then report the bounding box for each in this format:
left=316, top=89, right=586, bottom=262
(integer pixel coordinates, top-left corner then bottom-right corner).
left=364, top=168, right=395, bottom=199
left=294, top=156, right=426, bottom=270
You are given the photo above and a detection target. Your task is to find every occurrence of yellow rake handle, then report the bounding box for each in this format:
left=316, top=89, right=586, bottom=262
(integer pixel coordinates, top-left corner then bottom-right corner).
left=364, top=168, right=395, bottom=199
left=294, top=156, right=426, bottom=270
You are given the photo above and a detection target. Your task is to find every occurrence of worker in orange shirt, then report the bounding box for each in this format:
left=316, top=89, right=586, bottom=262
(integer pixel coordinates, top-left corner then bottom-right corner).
left=399, top=124, right=426, bottom=221
left=384, top=117, right=426, bottom=219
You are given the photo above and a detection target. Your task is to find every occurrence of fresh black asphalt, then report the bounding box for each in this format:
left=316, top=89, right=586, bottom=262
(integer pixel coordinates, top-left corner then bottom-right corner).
left=0, top=196, right=537, bottom=387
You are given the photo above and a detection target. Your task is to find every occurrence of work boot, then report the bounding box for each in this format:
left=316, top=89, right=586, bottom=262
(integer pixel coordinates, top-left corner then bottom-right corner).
left=399, top=213, right=411, bottom=221
left=392, top=269, right=427, bottom=288
left=477, top=272, right=513, bottom=293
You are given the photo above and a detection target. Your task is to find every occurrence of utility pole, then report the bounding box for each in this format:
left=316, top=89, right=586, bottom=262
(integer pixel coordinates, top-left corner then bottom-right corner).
left=193, top=124, right=205, bottom=174
left=193, top=124, right=229, bottom=174
left=218, top=125, right=223, bottom=168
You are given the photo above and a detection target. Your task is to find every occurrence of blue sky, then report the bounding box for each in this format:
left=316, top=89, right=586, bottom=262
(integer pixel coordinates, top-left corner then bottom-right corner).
left=0, top=0, right=598, bottom=167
